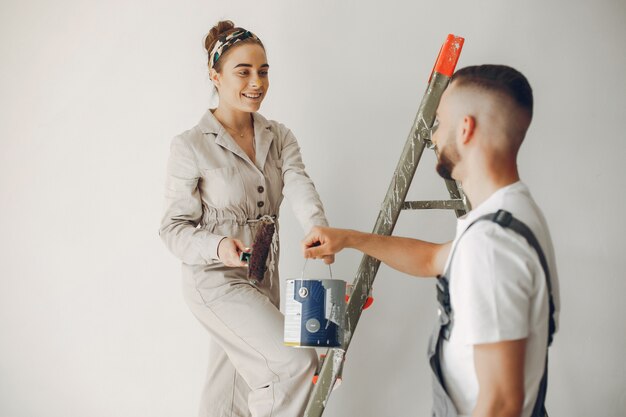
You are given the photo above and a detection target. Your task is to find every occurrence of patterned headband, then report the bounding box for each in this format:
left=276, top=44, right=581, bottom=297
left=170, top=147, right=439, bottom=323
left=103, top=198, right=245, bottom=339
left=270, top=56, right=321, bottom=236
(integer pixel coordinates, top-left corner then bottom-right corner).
left=209, top=29, right=261, bottom=70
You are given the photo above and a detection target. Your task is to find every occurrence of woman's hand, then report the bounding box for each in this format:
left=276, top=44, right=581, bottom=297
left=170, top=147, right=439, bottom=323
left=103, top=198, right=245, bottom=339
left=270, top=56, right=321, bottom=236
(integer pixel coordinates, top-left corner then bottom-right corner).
left=217, top=237, right=249, bottom=267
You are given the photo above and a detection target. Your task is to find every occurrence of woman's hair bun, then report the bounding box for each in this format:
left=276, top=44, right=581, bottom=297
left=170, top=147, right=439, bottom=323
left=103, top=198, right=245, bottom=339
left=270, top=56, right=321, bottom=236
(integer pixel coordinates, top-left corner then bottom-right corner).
left=204, top=20, right=236, bottom=54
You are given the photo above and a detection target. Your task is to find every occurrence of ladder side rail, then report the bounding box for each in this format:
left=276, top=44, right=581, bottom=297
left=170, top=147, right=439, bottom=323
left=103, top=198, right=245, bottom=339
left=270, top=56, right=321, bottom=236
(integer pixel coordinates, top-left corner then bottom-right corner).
left=304, top=71, right=453, bottom=417
left=343, top=71, right=452, bottom=343
left=443, top=178, right=470, bottom=217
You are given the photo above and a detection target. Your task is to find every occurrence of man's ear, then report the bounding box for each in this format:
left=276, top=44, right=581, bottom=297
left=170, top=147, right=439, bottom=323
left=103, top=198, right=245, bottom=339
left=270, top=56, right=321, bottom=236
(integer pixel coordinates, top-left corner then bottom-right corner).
left=459, top=115, right=476, bottom=145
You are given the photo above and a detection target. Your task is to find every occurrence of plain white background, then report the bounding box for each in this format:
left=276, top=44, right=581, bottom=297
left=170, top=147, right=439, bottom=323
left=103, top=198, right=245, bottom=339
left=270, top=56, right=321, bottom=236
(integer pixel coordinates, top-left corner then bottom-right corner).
left=1, top=0, right=625, bottom=416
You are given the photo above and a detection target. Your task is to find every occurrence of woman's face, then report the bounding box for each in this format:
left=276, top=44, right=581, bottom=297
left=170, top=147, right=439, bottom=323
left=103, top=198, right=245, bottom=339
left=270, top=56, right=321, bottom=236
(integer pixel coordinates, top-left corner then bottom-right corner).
left=211, top=43, right=269, bottom=113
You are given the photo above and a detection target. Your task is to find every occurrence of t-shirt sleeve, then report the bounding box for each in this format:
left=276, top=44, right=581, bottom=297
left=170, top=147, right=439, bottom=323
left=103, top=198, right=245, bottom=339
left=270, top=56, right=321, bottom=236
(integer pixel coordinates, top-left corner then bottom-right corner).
left=449, top=222, right=537, bottom=345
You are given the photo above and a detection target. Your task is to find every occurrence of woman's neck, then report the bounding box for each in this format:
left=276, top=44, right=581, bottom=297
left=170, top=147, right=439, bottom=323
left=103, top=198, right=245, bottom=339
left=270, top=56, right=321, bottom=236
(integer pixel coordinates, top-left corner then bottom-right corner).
left=212, top=106, right=253, bottom=132
left=212, top=105, right=256, bottom=162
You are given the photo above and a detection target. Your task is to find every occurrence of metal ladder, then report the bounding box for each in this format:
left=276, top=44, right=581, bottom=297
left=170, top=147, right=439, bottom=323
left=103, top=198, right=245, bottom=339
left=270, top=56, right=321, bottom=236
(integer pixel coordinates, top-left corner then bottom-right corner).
left=304, top=34, right=469, bottom=417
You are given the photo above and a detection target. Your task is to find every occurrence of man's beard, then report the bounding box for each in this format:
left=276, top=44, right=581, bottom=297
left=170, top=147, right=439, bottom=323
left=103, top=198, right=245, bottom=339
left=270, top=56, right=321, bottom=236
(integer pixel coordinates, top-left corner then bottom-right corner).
left=436, top=144, right=459, bottom=181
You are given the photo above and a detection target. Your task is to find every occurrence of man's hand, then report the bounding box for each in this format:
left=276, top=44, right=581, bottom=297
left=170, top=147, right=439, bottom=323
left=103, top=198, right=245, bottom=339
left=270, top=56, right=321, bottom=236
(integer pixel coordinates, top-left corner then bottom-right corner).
left=302, top=226, right=351, bottom=260
left=217, top=237, right=249, bottom=267
left=322, top=254, right=335, bottom=265
left=303, top=226, right=451, bottom=278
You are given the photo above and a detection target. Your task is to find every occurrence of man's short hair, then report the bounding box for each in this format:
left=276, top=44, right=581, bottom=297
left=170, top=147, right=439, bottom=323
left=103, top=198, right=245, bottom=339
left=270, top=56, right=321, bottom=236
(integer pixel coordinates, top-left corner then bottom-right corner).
left=451, top=65, right=533, bottom=119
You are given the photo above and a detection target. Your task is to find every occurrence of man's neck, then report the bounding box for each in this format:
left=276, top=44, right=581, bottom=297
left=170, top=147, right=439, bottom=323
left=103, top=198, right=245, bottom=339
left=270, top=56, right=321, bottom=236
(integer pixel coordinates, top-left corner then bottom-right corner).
left=461, top=165, right=520, bottom=209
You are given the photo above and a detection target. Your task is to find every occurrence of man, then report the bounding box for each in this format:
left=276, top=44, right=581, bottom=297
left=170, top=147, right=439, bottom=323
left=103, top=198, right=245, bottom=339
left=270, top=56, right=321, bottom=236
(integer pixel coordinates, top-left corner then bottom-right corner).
left=302, top=65, right=560, bottom=417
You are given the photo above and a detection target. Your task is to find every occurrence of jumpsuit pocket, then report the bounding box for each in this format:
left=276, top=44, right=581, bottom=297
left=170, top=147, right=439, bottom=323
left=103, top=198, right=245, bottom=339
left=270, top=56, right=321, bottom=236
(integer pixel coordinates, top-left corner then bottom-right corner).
left=200, top=167, right=246, bottom=208
left=265, top=159, right=284, bottom=189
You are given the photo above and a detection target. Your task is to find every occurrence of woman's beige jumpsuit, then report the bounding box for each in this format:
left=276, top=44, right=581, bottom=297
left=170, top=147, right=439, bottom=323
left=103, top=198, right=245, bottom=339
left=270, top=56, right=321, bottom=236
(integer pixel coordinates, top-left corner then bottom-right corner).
left=159, top=109, right=329, bottom=417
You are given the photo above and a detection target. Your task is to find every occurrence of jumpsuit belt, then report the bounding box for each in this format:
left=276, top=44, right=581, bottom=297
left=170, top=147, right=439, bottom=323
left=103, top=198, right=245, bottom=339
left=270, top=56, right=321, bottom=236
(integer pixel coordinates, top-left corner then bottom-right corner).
left=201, top=211, right=277, bottom=227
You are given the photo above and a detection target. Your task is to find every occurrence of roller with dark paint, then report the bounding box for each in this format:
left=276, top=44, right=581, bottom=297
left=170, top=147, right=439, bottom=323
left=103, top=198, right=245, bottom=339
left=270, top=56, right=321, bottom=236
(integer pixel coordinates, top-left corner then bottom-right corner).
left=248, top=218, right=275, bottom=282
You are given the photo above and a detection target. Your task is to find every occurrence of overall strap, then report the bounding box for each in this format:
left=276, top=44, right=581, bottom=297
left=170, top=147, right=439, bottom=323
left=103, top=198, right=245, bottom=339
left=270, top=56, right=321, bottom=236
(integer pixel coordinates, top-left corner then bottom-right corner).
left=436, top=209, right=555, bottom=417
left=436, top=212, right=501, bottom=340
left=438, top=209, right=556, bottom=345
left=490, top=210, right=556, bottom=345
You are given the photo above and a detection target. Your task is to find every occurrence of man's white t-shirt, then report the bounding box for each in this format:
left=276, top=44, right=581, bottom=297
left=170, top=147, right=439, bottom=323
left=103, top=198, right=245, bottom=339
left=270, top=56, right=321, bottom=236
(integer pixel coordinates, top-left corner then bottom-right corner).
left=441, top=181, right=560, bottom=417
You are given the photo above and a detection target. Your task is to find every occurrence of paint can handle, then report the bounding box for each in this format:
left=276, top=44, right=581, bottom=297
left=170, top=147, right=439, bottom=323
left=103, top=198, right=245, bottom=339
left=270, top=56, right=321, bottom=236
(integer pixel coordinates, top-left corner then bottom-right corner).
left=301, top=258, right=333, bottom=280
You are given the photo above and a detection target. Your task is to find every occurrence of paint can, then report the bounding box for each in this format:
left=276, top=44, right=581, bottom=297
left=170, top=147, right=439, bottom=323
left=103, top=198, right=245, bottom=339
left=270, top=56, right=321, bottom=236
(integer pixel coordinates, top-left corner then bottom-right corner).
left=284, top=278, right=346, bottom=348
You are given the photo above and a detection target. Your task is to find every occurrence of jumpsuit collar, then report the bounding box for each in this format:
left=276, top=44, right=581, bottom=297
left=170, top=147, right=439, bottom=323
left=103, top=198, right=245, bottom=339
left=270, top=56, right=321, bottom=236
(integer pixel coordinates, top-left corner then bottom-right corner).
left=198, top=109, right=274, bottom=172
left=252, top=112, right=274, bottom=171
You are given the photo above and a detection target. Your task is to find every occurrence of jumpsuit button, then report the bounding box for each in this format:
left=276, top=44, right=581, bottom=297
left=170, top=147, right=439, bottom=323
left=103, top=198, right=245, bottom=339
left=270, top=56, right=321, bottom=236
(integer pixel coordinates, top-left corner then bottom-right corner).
left=257, top=186, right=264, bottom=193
left=256, top=214, right=262, bottom=220
left=257, top=201, right=265, bottom=208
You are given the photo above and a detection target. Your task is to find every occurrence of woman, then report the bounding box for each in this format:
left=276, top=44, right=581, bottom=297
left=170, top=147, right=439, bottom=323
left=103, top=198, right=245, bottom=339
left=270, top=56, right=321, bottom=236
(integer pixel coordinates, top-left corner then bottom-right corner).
left=159, top=20, right=331, bottom=417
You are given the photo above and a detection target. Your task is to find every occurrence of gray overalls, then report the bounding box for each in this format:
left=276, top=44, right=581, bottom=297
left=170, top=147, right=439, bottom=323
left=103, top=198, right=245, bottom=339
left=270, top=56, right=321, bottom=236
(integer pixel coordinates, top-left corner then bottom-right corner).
left=428, top=210, right=556, bottom=417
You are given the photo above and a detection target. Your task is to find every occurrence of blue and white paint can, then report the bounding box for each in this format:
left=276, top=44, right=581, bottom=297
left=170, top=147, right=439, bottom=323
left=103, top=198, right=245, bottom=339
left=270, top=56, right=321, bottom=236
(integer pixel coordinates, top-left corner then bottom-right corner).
left=284, top=279, right=346, bottom=348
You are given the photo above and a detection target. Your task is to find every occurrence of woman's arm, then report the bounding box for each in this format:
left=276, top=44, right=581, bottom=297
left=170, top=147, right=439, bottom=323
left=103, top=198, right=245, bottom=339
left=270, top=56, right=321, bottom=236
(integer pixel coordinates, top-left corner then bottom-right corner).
left=278, top=127, right=335, bottom=263
left=278, top=127, right=329, bottom=232
left=159, top=135, right=226, bottom=265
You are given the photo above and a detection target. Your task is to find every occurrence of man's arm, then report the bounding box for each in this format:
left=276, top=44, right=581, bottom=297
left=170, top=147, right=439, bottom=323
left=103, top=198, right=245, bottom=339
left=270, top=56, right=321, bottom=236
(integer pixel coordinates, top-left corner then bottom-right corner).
left=302, top=226, right=452, bottom=278
left=472, top=339, right=527, bottom=417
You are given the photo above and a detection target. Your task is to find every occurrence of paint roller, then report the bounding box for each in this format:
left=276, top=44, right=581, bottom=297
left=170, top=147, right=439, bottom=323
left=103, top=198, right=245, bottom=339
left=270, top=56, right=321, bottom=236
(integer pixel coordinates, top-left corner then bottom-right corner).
left=241, top=216, right=276, bottom=282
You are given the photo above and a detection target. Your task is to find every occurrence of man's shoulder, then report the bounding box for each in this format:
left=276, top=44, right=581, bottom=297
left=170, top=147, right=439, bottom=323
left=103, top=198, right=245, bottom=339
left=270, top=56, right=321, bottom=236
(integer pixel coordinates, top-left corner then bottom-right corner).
left=457, top=221, right=534, bottom=260
left=460, top=183, right=549, bottom=250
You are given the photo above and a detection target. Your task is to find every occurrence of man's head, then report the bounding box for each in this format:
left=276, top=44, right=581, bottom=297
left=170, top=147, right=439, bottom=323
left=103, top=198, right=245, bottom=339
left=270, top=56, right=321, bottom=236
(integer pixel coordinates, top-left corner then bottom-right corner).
left=431, top=65, right=533, bottom=182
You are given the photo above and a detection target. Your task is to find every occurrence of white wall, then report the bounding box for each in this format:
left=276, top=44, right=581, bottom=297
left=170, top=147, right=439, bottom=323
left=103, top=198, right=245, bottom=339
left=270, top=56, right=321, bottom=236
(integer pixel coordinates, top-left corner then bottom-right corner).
left=1, top=0, right=625, bottom=416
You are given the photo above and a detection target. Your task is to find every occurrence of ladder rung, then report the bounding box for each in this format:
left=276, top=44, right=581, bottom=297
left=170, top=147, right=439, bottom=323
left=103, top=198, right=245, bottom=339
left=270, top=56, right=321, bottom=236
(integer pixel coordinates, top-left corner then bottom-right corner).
left=402, top=199, right=465, bottom=210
